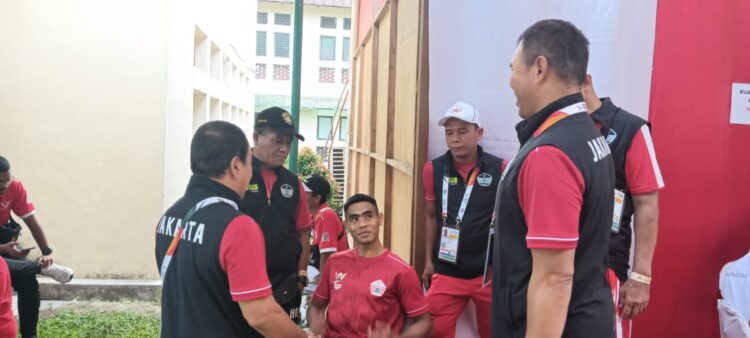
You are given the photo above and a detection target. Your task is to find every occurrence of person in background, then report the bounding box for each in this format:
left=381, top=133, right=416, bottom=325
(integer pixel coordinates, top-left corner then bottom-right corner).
left=0, top=155, right=74, bottom=338
left=241, top=106, right=312, bottom=323
left=304, top=174, right=348, bottom=277
left=583, top=74, right=665, bottom=337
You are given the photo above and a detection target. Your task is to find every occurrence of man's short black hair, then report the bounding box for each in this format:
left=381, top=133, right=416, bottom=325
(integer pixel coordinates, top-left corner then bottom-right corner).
left=517, top=19, right=589, bottom=85
left=344, top=194, right=379, bottom=215
left=190, top=121, right=249, bottom=178
left=0, top=156, right=9, bottom=173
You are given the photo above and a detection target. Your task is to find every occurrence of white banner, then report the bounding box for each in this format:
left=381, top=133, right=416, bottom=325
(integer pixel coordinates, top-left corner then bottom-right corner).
left=428, top=0, right=658, bottom=161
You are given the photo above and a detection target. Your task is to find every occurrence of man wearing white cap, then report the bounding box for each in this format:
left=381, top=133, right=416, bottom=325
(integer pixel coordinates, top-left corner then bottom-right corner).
left=421, top=101, right=507, bottom=338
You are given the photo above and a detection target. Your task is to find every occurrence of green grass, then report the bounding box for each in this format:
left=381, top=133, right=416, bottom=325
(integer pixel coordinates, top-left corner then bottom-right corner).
left=35, top=311, right=160, bottom=338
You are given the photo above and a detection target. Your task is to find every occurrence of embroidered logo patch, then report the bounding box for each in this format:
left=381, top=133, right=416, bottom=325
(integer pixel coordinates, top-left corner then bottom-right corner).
left=334, top=272, right=347, bottom=290
left=477, top=173, right=492, bottom=187
left=247, top=184, right=259, bottom=192
left=606, top=129, right=618, bottom=144
left=322, top=232, right=330, bottom=241
left=280, top=184, right=294, bottom=198
left=448, top=177, right=458, bottom=185
left=370, top=280, right=386, bottom=297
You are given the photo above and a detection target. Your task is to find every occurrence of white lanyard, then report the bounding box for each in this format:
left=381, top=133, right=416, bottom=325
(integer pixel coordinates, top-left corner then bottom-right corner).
left=160, top=196, right=237, bottom=282
left=441, top=163, right=480, bottom=228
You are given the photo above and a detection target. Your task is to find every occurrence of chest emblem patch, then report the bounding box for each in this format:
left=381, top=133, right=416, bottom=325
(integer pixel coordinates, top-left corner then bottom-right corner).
left=280, top=184, right=294, bottom=198
left=334, top=272, right=347, bottom=290
left=370, top=279, right=387, bottom=297
left=477, top=173, right=492, bottom=187
left=247, top=184, right=259, bottom=193
left=606, top=129, right=618, bottom=144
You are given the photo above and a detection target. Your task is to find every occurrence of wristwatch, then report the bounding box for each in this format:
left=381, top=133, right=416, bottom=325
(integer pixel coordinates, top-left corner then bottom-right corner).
left=40, top=247, right=53, bottom=256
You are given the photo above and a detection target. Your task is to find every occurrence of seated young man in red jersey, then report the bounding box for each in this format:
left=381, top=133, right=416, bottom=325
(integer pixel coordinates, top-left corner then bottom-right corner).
left=307, top=194, right=432, bottom=338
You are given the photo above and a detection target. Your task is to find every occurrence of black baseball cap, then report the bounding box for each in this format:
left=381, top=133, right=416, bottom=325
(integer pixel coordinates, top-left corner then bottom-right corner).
left=304, top=174, right=331, bottom=200
left=254, top=106, right=305, bottom=141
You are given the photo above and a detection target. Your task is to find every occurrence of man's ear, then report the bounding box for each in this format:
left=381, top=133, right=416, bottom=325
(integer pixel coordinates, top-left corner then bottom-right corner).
left=228, top=155, right=242, bottom=178
left=252, top=131, right=260, bottom=144
left=534, top=55, right=549, bottom=82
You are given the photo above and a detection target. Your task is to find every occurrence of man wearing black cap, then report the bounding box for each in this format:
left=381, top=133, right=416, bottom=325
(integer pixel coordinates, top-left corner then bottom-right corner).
left=304, top=175, right=347, bottom=275
left=242, top=106, right=312, bottom=323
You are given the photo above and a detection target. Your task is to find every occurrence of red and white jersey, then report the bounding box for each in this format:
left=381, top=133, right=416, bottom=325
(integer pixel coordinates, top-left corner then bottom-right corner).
left=313, top=249, right=429, bottom=337
left=0, top=180, right=36, bottom=225
left=311, top=203, right=348, bottom=254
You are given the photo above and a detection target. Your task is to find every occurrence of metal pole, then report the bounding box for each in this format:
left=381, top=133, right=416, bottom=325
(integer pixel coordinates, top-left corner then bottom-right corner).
left=288, top=0, right=304, bottom=173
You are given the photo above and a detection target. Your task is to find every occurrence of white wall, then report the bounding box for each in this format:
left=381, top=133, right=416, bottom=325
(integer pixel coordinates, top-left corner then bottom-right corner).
left=163, top=0, right=258, bottom=209
left=0, top=0, right=169, bottom=278
left=0, top=0, right=258, bottom=279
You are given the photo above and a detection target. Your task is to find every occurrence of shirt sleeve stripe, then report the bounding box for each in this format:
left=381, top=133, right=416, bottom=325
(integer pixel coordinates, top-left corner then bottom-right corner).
left=639, top=125, right=665, bottom=188
left=406, top=304, right=429, bottom=314
left=231, top=284, right=272, bottom=295
left=319, top=247, right=337, bottom=254
left=20, top=210, right=36, bottom=219
left=526, top=236, right=579, bottom=242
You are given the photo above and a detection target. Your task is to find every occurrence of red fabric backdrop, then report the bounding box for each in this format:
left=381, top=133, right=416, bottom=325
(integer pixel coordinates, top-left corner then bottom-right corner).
left=635, top=0, right=750, bottom=336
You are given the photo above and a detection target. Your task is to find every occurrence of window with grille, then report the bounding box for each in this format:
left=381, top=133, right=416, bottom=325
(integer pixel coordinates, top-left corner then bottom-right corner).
left=343, top=18, right=351, bottom=30
left=256, top=31, right=267, bottom=56
left=275, top=33, right=290, bottom=58
left=319, top=67, right=335, bottom=83
left=275, top=13, right=291, bottom=26
left=320, top=36, right=336, bottom=61
left=257, top=12, right=268, bottom=24
left=342, top=37, right=350, bottom=61
left=273, top=65, right=290, bottom=80
left=318, top=116, right=333, bottom=140
left=321, top=16, right=337, bottom=29
left=255, top=64, right=266, bottom=79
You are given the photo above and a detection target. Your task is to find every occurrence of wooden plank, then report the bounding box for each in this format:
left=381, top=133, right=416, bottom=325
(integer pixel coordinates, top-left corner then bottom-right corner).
left=386, top=158, right=413, bottom=176
left=389, top=170, right=414, bottom=262
left=410, top=0, right=430, bottom=273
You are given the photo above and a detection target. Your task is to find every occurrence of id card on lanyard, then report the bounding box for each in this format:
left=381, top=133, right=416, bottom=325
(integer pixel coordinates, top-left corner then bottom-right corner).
left=159, top=196, right=237, bottom=282
left=438, top=164, right=480, bottom=264
left=611, top=189, right=626, bottom=233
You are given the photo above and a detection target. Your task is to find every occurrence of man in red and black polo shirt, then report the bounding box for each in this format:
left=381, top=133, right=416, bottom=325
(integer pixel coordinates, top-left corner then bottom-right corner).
left=155, top=121, right=306, bottom=337
left=304, top=174, right=347, bottom=275
left=584, top=75, right=665, bottom=338
left=308, top=194, right=432, bottom=338
left=242, top=107, right=312, bottom=323
left=492, top=20, right=615, bottom=337
left=422, top=102, right=506, bottom=338
left=0, top=156, right=74, bottom=337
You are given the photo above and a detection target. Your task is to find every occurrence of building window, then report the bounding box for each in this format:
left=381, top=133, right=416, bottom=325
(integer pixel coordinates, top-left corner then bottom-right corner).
left=256, top=31, right=267, bottom=56
left=255, top=63, right=266, bottom=79
left=257, top=12, right=268, bottom=24
left=343, top=18, right=351, bottom=30
left=275, top=13, right=291, bottom=26
left=339, top=117, right=348, bottom=140
left=342, top=37, right=350, bottom=61
left=273, top=65, right=290, bottom=80
left=318, top=116, right=333, bottom=140
left=320, top=36, right=336, bottom=61
left=321, top=16, right=337, bottom=29
left=275, top=32, right=290, bottom=58
left=341, top=68, right=349, bottom=83
left=319, top=67, right=335, bottom=83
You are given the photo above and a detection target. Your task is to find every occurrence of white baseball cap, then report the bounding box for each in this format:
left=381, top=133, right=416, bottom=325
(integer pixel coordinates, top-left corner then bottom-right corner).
left=438, top=101, right=481, bottom=128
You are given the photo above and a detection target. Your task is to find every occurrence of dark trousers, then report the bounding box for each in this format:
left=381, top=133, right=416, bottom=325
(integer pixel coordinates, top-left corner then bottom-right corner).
left=4, top=257, right=41, bottom=337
